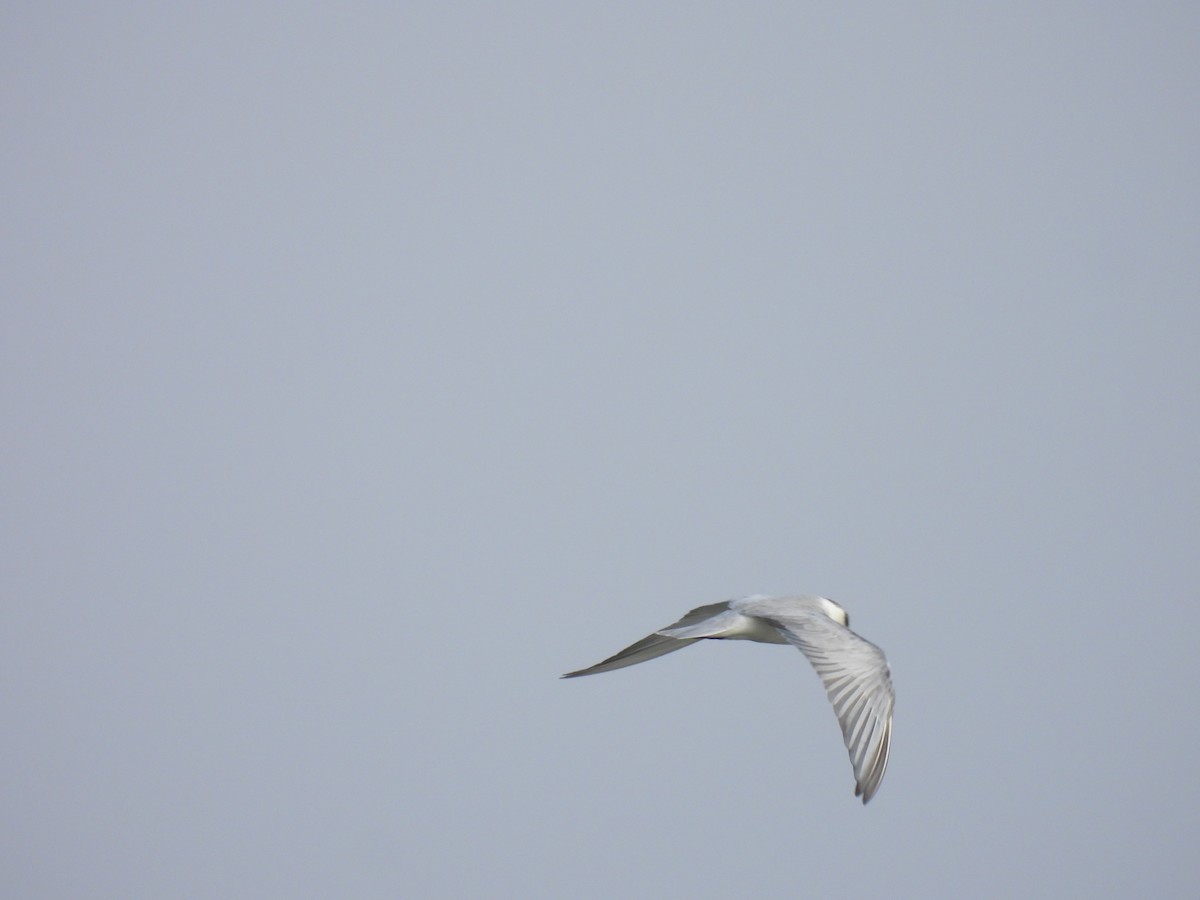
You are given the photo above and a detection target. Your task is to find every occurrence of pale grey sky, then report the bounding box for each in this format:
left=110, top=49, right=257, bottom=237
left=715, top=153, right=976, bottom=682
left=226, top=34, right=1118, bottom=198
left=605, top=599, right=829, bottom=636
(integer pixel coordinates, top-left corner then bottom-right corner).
left=4, top=4, right=1199, bottom=898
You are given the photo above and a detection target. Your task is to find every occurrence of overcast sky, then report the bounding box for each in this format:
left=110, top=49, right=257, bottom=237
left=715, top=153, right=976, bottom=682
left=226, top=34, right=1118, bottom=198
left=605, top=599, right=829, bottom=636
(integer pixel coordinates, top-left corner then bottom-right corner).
left=4, top=4, right=1199, bottom=898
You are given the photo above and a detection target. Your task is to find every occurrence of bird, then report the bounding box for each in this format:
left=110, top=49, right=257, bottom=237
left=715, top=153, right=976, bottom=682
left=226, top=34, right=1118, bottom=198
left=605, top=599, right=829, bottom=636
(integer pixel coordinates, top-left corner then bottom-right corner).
left=562, top=594, right=894, bottom=804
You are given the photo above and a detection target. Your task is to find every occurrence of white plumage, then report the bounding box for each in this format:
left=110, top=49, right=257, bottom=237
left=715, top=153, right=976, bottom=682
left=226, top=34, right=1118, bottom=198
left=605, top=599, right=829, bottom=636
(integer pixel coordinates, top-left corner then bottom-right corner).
left=563, top=594, right=894, bottom=804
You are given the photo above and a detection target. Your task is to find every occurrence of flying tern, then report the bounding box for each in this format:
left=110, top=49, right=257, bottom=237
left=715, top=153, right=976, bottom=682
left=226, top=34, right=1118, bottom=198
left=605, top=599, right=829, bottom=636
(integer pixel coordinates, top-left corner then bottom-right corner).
left=563, top=594, right=894, bottom=803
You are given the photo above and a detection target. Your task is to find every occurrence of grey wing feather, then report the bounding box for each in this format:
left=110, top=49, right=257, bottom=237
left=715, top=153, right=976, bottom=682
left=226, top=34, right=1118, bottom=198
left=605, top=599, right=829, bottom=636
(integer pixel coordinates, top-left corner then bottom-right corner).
left=766, top=612, right=895, bottom=803
left=560, top=632, right=699, bottom=677
left=560, top=602, right=730, bottom=678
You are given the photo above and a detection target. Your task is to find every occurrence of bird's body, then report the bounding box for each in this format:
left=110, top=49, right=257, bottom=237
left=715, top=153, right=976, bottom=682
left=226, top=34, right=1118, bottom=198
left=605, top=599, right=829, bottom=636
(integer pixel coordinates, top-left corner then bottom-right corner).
left=563, top=594, right=894, bottom=804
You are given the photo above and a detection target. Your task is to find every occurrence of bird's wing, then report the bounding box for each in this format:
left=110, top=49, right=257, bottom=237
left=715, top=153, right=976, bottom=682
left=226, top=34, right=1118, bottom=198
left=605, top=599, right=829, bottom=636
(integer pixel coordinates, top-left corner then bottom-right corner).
left=560, top=602, right=732, bottom=678
left=764, top=611, right=894, bottom=803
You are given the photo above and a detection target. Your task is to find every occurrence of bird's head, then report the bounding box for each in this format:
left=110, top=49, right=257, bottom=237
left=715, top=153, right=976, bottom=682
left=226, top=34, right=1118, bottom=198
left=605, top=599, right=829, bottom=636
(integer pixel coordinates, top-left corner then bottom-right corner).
left=817, top=596, right=849, bottom=627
